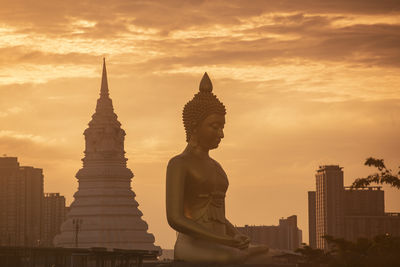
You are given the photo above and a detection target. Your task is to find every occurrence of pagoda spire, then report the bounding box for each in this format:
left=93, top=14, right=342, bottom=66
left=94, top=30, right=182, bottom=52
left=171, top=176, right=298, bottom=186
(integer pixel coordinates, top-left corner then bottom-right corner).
left=100, top=58, right=109, bottom=98
left=94, top=58, right=115, bottom=117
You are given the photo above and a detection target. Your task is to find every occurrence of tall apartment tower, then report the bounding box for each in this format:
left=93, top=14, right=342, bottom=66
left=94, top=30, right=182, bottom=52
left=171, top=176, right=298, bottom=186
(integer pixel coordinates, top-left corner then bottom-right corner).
left=308, top=191, right=316, bottom=248
left=0, top=157, right=43, bottom=246
left=344, top=186, right=384, bottom=216
left=315, top=165, right=344, bottom=250
left=279, top=215, right=301, bottom=251
left=43, top=193, right=66, bottom=247
left=342, top=186, right=400, bottom=240
left=54, top=60, right=160, bottom=252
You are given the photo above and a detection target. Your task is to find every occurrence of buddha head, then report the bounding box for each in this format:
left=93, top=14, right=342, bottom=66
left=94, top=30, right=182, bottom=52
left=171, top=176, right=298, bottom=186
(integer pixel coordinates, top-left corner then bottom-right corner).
left=183, top=73, right=226, bottom=149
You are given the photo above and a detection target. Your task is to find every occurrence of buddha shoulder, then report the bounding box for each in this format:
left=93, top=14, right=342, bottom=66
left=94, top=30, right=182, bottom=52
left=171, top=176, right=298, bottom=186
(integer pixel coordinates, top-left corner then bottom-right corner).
left=167, top=154, right=187, bottom=167
left=169, top=152, right=205, bottom=167
left=210, top=158, right=223, bottom=168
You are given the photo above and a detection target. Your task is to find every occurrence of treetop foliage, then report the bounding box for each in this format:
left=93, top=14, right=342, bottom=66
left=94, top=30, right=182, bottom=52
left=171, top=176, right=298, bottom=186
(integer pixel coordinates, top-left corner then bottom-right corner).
left=351, top=157, right=400, bottom=189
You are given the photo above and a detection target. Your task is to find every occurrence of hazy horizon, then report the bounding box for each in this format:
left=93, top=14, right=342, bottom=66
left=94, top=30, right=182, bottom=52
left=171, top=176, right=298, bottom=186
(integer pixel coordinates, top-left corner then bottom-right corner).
left=0, top=0, right=399, bottom=249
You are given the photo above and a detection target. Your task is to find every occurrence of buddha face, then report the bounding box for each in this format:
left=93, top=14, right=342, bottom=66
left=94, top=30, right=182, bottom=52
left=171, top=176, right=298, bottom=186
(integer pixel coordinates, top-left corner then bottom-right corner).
left=193, top=113, right=225, bottom=150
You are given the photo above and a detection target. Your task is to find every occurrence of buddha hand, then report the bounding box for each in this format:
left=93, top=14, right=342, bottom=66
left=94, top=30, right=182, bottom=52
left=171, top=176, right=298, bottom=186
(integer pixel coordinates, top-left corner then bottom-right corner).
left=233, top=233, right=250, bottom=249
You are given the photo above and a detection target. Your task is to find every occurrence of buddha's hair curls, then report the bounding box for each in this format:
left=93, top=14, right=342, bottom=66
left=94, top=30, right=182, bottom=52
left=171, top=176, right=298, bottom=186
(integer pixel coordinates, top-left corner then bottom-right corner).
left=182, top=73, right=226, bottom=142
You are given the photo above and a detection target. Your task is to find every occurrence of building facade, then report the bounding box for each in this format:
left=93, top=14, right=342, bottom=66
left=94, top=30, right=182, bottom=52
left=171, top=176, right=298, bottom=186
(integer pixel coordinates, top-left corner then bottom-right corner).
left=236, top=215, right=302, bottom=251
left=315, top=165, right=344, bottom=250
left=308, top=191, right=316, bottom=248
left=343, top=186, right=400, bottom=241
left=43, top=193, right=67, bottom=247
left=344, top=186, right=384, bottom=216
left=0, top=157, right=44, bottom=246
left=279, top=215, right=301, bottom=251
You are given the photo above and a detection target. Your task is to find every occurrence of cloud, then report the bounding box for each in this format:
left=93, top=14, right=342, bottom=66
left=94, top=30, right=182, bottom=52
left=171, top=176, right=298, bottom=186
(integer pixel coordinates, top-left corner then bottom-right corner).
left=0, top=46, right=98, bottom=65
left=0, top=131, right=76, bottom=161
left=0, top=130, right=50, bottom=143
left=0, top=2, right=399, bottom=88
left=0, top=106, right=23, bottom=117
left=2, top=1, right=398, bottom=31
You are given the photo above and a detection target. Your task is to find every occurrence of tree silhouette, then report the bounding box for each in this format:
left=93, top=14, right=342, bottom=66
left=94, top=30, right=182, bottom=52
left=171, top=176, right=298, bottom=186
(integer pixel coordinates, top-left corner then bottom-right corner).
left=351, top=157, right=400, bottom=189
left=295, top=244, right=330, bottom=266
left=297, top=235, right=400, bottom=267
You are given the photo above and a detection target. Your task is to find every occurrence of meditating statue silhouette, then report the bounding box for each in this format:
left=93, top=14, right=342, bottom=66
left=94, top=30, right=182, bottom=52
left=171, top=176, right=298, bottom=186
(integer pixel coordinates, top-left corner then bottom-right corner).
left=166, top=73, right=269, bottom=263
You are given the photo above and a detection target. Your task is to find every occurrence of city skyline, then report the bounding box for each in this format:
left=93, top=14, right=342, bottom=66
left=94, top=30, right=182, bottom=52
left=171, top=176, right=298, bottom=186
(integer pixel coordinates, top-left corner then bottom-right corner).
left=0, top=1, right=399, bottom=249
left=309, top=164, right=400, bottom=250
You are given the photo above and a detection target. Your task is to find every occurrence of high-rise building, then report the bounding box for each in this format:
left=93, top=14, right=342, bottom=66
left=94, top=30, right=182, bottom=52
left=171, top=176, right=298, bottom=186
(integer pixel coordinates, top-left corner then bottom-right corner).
left=0, top=157, right=43, bottom=246
left=279, top=215, right=302, bottom=251
left=315, top=165, right=344, bottom=250
left=343, top=186, right=400, bottom=241
left=309, top=166, right=400, bottom=250
left=308, top=191, right=316, bottom=248
left=298, top=229, right=303, bottom=247
left=0, top=157, right=20, bottom=246
left=236, top=215, right=302, bottom=251
left=54, top=59, right=160, bottom=252
left=43, top=193, right=66, bottom=247
left=344, top=186, right=384, bottom=216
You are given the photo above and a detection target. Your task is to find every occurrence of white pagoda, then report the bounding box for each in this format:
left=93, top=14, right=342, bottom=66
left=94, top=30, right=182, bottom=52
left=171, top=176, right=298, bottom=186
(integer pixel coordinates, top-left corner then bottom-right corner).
left=54, top=59, right=160, bottom=252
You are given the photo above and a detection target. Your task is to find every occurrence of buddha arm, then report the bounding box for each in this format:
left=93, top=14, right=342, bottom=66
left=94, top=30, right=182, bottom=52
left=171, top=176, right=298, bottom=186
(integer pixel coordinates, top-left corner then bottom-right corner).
left=166, top=157, right=239, bottom=247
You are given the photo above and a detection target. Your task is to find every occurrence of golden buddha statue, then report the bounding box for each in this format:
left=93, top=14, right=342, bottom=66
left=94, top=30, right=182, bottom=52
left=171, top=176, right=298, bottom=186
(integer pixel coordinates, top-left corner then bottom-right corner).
left=166, top=73, right=269, bottom=263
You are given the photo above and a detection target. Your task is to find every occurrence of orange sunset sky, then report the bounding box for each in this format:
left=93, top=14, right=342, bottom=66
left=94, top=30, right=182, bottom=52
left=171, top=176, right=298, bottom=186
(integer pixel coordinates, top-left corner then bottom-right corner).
left=0, top=1, right=399, bottom=249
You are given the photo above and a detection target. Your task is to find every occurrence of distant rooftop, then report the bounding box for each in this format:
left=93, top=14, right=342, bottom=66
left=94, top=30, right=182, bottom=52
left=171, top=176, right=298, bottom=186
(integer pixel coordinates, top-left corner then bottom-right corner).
left=344, top=186, right=382, bottom=191
left=0, top=157, right=19, bottom=168
left=44, top=193, right=63, bottom=197
left=317, top=165, right=343, bottom=172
